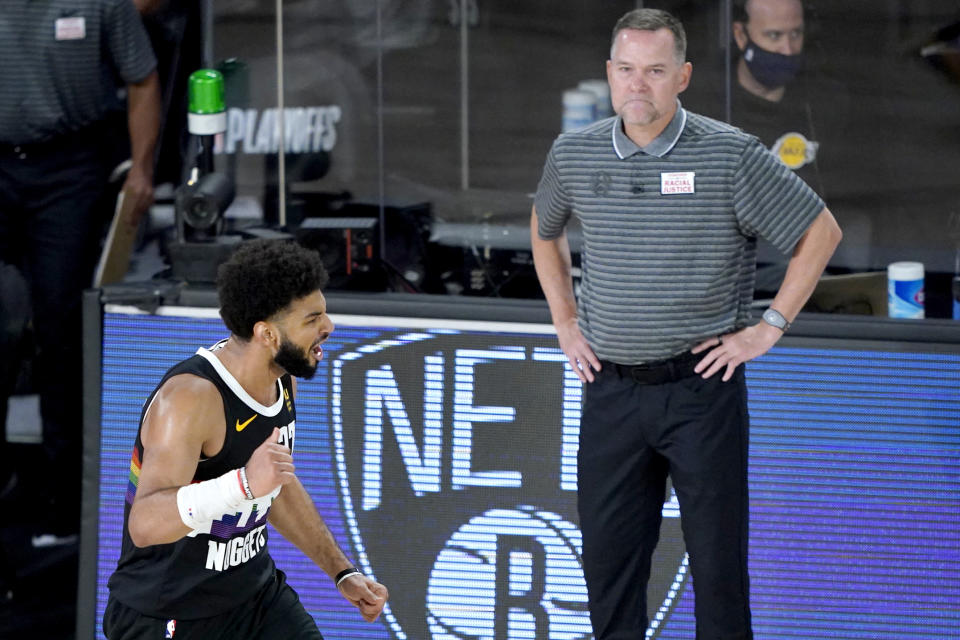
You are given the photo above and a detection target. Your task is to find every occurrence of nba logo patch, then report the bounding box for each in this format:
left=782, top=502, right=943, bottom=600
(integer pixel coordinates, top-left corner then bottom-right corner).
left=165, top=619, right=176, bottom=638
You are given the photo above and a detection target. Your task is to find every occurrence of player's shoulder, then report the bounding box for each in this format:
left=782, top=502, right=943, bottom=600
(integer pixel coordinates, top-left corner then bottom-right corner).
left=158, top=371, right=220, bottom=397
left=150, top=373, right=223, bottom=423
left=141, top=373, right=224, bottom=448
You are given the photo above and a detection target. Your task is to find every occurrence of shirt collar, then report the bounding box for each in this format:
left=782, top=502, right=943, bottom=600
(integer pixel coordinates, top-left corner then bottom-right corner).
left=612, top=100, right=687, bottom=159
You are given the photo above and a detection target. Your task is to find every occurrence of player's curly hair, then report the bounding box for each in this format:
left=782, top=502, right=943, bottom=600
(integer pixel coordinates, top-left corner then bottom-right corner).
left=216, top=239, right=329, bottom=340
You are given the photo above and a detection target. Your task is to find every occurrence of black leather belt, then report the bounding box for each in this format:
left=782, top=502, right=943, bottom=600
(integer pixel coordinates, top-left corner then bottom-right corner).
left=601, top=351, right=701, bottom=384
left=0, top=125, right=105, bottom=158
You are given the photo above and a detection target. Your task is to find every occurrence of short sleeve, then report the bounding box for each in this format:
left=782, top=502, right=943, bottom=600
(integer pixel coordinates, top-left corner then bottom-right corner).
left=104, top=0, right=157, bottom=84
left=733, top=137, right=825, bottom=255
left=533, top=141, right=574, bottom=239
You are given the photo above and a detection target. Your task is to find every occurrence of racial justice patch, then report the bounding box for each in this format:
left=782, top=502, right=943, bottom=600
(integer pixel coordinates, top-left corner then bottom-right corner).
left=660, top=171, right=695, bottom=194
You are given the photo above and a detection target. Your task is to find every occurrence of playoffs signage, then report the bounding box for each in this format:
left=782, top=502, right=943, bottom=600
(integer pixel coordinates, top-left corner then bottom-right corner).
left=331, top=329, right=689, bottom=639
left=214, top=106, right=342, bottom=155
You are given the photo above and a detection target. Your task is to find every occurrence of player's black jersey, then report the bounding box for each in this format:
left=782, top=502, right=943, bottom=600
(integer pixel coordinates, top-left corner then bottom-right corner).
left=107, top=341, right=297, bottom=619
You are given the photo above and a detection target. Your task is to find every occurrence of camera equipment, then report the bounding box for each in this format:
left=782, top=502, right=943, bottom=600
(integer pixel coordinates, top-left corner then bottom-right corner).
left=167, top=69, right=243, bottom=283
left=175, top=170, right=235, bottom=242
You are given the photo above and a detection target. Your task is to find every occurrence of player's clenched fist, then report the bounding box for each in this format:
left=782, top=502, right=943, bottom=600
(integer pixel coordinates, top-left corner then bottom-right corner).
left=245, top=427, right=295, bottom=497
left=339, top=574, right=389, bottom=622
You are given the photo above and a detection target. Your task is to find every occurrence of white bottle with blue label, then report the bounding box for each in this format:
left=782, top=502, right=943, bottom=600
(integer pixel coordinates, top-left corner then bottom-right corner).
left=562, top=89, right=596, bottom=132
left=887, top=261, right=925, bottom=319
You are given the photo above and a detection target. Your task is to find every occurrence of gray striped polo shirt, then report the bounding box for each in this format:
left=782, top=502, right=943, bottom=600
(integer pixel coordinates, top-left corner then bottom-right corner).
left=535, top=103, right=824, bottom=364
left=0, top=0, right=156, bottom=145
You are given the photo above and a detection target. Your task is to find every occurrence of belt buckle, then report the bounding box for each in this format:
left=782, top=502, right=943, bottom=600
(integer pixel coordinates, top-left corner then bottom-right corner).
left=630, top=364, right=659, bottom=383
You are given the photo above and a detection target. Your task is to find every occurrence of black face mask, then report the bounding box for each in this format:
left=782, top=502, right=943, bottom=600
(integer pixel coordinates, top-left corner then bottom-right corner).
left=742, top=36, right=803, bottom=89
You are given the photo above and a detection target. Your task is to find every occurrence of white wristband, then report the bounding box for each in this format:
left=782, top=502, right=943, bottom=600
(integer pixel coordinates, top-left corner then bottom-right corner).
left=239, top=466, right=255, bottom=500
left=176, top=468, right=248, bottom=530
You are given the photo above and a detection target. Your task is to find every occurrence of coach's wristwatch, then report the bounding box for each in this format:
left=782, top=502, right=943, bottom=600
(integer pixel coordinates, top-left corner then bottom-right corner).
left=762, top=308, right=791, bottom=332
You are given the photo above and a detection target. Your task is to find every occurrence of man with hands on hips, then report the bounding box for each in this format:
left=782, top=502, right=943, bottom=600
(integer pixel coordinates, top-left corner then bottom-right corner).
left=531, top=8, right=841, bottom=640
left=105, top=240, right=387, bottom=639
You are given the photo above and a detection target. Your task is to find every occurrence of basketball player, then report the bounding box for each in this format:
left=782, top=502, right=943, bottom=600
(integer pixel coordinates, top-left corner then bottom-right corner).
left=104, top=239, right=388, bottom=639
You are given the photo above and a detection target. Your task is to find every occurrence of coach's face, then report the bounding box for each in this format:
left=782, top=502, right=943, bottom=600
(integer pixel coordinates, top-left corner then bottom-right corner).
left=607, top=28, right=691, bottom=141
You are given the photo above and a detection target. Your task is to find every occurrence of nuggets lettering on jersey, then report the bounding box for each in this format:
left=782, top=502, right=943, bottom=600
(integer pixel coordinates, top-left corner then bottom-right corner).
left=278, top=419, right=295, bottom=449
left=205, top=524, right=268, bottom=571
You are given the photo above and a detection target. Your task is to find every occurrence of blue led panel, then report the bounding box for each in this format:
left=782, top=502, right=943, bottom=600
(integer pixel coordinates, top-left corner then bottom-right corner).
left=94, top=310, right=960, bottom=639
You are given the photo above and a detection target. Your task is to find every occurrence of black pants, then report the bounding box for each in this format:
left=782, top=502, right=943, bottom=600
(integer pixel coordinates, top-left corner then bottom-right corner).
left=0, top=129, right=110, bottom=525
left=103, top=569, right=324, bottom=640
left=578, top=360, right=752, bottom=640
left=0, top=263, right=30, bottom=457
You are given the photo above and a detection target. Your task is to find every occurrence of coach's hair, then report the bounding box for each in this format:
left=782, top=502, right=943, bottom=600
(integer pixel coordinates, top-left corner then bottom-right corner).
left=611, top=8, right=687, bottom=63
left=217, top=239, right=329, bottom=340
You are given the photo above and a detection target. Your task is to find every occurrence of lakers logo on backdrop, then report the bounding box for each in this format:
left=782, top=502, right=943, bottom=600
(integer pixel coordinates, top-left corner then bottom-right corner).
left=772, top=132, right=818, bottom=170
left=331, top=331, right=688, bottom=639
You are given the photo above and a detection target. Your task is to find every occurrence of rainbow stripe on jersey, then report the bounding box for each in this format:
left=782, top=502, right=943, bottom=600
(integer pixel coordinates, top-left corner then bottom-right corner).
left=125, top=446, right=141, bottom=505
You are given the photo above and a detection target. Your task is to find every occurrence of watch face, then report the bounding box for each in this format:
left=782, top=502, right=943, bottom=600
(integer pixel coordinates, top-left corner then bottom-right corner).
left=764, top=309, right=785, bottom=329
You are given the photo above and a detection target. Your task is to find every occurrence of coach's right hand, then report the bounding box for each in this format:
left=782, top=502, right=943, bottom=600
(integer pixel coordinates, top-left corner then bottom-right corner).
left=245, top=427, right=296, bottom=497
left=557, top=316, right=602, bottom=383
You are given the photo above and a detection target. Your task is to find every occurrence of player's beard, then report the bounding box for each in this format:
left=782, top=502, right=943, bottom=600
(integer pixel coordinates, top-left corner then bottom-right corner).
left=274, top=337, right=318, bottom=380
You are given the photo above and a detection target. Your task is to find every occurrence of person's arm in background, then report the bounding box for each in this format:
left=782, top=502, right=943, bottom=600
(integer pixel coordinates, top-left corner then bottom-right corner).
left=122, top=69, right=161, bottom=226
left=693, top=207, right=842, bottom=380
left=132, top=0, right=167, bottom=14
left=531, top=205, right=602, bottom=383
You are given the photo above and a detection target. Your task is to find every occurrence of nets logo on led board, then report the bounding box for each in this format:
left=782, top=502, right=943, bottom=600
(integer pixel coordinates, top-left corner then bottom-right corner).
left=330, top=329, right=689, bottom=640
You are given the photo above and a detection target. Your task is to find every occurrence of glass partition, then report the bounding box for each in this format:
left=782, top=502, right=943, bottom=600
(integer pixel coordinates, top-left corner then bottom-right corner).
left=203, top=0, right=960, bottom=317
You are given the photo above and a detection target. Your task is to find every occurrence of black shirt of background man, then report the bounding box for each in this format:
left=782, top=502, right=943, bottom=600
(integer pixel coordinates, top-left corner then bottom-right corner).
left=729, top=78, right=826, bottom=196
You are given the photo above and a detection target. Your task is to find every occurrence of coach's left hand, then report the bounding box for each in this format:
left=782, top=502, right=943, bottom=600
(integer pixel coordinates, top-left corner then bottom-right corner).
left=691, top=322, right=783, bottom=381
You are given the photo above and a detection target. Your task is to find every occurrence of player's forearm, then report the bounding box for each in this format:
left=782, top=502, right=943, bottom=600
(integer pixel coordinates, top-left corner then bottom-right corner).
left=770, top=207, right=843, bottom=321
left=126, top=71, right=161, bottom=178
left=531, top=208, right=578, bottom=327
left=128, top=488, right=193, bottom=546
left=128, top=467, right=256, bottom=547
left=268, top=477, right=354, bottom=579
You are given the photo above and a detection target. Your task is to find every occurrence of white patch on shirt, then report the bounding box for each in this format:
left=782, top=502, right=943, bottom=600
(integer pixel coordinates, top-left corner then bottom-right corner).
left=660, top=171, right=695, bottom=195
left=55, top=17, right=86, bottom=41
